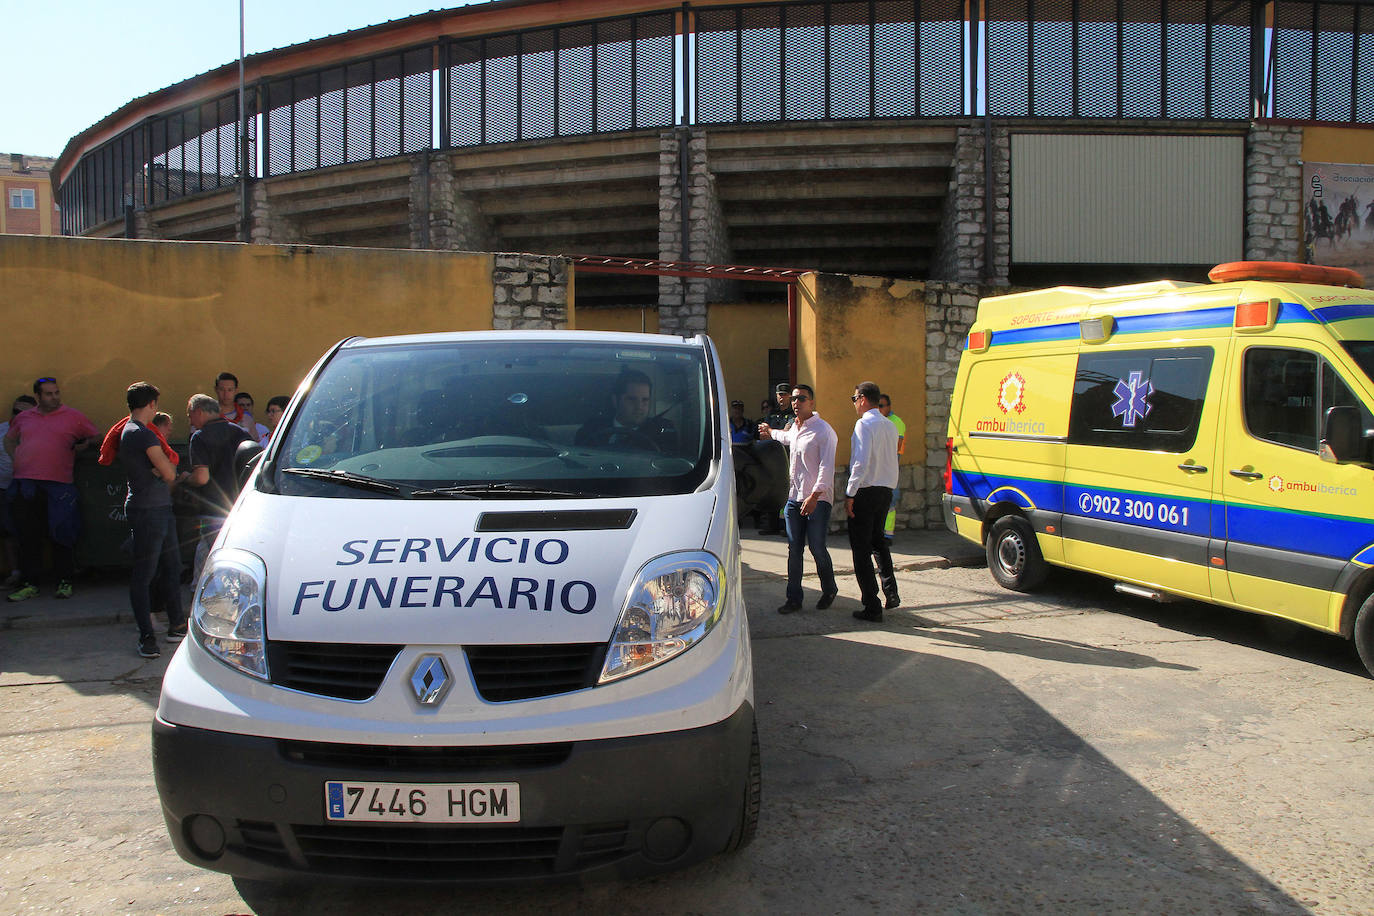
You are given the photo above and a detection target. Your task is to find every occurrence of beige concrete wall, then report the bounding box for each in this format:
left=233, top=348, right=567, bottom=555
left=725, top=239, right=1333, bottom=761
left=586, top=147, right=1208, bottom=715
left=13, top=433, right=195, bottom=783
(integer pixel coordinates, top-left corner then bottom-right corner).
left=0, top=235, right=495, bottom=433
left=572, top=306, right=659, bottom=335
left=706, top=301, right=788, bottom=412
left=1303, top=126, right=1374, bottom=165
left=800, top=274, right=927, bottom=468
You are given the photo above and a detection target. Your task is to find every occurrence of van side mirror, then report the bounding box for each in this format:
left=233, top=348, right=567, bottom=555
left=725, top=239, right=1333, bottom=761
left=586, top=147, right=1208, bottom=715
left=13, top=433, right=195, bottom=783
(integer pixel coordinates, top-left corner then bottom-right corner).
left=1320, top=406, right=1361, bottom=463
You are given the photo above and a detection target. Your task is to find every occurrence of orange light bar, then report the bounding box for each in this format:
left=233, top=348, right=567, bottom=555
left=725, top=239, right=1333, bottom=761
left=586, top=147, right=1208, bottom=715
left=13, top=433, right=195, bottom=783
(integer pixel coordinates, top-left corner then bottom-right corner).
left=967, top=330, right=991, bottom=352
left=1235, top=298, right=1280, bottom=332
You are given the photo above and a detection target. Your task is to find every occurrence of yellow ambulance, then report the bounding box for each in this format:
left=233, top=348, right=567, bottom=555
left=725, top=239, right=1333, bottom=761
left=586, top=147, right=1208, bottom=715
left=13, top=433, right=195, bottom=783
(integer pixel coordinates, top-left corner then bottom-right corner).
left=942, top=261, right=1374, bottom=676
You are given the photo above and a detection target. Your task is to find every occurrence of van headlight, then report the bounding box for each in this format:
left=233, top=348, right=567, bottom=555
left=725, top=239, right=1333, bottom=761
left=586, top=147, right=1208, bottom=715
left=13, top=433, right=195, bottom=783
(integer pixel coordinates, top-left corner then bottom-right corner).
left=191, top=548, right=269, bottom=681
left=600, top=552, right=724, bottom=684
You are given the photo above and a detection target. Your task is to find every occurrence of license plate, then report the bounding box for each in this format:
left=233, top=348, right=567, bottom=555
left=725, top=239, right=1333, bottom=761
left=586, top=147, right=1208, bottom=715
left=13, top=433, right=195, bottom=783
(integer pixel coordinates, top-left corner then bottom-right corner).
left=324, top=781, right=520, bottom=824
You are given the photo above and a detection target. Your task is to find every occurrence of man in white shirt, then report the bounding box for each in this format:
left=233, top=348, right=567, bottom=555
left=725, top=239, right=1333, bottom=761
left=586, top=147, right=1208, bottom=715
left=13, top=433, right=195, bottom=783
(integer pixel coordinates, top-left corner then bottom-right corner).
left=760, top=384, right=839, bottom=614
left=845, top=381, right=900, bottom=621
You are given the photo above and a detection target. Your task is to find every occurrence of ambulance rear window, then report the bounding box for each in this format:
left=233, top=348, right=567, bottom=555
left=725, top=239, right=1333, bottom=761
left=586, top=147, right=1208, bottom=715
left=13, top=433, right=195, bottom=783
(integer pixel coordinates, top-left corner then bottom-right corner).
left=267, top=340, right=715, bottom=498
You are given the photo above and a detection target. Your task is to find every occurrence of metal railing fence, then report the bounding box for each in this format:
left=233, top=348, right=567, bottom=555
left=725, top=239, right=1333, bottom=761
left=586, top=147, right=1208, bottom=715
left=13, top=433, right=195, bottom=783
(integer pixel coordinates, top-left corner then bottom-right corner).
left=59, top=0, right=1374, bottom=235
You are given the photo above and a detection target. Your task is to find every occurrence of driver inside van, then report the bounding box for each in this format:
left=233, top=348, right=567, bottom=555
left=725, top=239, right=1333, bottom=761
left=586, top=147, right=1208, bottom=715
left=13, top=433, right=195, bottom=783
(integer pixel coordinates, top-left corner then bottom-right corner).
left=575, top=369, right=678, bottom=453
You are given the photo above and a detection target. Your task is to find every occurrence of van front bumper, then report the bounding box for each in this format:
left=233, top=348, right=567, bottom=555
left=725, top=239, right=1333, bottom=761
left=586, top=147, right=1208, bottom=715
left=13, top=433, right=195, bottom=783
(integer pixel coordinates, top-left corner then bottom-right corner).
left=153, top=701, right=755, bottom=883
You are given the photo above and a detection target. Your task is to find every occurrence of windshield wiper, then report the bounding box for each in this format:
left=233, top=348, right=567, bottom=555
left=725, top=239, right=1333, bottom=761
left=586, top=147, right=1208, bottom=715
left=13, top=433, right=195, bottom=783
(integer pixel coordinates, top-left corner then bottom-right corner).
left=410, top=482, right=587, bottom=499
left=282, top=467, right=404, bottom=494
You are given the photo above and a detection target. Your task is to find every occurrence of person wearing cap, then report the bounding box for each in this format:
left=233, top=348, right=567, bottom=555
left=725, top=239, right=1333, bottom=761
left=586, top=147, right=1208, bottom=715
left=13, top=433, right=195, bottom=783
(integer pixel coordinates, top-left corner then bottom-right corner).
left=3, top=377, right=99, bottom=601
left=764, top=382, right=795, bottom=432
left=728, top=399, right=755, bottom=444
left=758, top=383, right=795, bottom=535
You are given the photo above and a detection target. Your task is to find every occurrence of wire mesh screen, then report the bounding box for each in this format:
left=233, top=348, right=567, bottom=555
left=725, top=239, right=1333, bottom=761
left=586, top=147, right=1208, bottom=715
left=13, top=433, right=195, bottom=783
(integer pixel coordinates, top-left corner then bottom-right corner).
left=445, top=13, right=676, bottom=147
left=264, top=48, right=432, bottom=176
left=55, top=0, right=1374, bottom=234
left=1274, top=1, right=1372, bottom=121
left=986, top=0, right=1253, bottom=118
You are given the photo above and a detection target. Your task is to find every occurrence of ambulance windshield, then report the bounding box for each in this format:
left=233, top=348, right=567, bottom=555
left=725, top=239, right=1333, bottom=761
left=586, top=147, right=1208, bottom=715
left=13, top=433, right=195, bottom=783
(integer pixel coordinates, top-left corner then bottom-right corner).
left=268, top=339, right=715, bottom=498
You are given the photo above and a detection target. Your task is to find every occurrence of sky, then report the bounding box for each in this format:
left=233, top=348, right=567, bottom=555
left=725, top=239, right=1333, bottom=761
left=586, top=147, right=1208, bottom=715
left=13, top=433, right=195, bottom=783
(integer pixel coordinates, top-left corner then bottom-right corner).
left=2, top=1, right=477, bottom=159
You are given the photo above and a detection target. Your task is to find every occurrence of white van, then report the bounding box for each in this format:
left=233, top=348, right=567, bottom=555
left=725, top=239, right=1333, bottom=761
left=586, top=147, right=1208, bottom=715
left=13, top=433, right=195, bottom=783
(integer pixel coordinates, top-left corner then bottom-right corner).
left=153, top=330, right=759, bottom=882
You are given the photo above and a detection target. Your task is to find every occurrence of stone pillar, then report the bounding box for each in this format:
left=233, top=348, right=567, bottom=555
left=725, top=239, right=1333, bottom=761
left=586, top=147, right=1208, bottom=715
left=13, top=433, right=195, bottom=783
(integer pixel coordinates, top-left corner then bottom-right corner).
left=492, top=254, right=570, bottom=330
left=131, top=209, right=160, bottom=240
left=1245, top=125, right=1304, bottom=262
left=932, top=126, right=1009, bottom=286
left=410, top=152, right=491, bottom=252
left=242, top=183, right=303, bottom=244
left=658, top=129, right=733, bottom=336
left=922, top=281, right=981, bottom=528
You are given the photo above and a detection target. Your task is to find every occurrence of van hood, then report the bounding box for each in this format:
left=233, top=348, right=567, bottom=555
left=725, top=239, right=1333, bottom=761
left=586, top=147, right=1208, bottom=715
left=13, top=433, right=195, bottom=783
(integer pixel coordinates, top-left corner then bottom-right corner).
left=219, top=490, right=717, bottom=646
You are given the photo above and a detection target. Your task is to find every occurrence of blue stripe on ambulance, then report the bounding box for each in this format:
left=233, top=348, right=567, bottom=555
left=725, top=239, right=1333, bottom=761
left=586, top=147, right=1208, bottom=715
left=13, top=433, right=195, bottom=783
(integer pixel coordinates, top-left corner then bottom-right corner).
left=985, top=302, right=1321, bottom=349
left=956, top=471, right=1374, bottom=586
left=1311, top=303, right=1374, bottom=323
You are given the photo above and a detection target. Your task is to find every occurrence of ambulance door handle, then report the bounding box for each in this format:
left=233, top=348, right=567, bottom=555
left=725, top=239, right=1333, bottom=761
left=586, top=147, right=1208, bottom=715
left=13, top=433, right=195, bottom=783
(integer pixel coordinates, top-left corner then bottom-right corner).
left=1229, top=469, right=1263, bottom=480
left=1177, top=463, right=1208, bottom=473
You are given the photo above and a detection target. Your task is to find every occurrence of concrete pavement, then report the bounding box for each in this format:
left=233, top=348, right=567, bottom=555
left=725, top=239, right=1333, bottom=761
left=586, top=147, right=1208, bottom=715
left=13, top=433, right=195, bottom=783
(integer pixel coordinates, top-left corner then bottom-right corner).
left=0, top=526, right=985, bottom=632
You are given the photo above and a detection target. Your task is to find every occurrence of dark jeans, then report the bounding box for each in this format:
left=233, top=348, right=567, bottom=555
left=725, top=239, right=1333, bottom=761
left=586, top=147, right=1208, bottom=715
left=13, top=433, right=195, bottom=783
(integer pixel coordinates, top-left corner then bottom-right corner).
left=9, top=479, right=80, bottom=584
left=848, top=486, right=898, bottom=613
left=784, top=499, right=836, bottom=605
left=128, top=505, right=185, bottom=640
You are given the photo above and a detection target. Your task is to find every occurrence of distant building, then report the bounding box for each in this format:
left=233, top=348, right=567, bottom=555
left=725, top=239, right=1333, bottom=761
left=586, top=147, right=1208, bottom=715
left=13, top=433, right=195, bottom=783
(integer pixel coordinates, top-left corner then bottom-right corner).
left=2, top=154, right=60, bottom=235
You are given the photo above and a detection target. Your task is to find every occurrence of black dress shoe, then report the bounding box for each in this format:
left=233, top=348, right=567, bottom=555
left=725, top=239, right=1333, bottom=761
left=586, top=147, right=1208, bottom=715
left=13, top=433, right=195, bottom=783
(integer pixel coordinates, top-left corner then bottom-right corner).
left=777, top=601, right=802, bottom=614
left=852, top=608, right=883, bottom=622
left=816, top=589, right=838, bottom=610
left=885, top=594, right=901, bottom=610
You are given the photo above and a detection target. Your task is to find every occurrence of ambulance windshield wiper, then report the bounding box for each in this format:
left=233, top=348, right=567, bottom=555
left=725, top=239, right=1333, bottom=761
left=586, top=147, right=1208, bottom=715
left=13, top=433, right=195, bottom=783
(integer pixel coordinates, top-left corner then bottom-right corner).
left=282, top=467, right=405, bottom=495
left=410, top=482, right=585, bottom=499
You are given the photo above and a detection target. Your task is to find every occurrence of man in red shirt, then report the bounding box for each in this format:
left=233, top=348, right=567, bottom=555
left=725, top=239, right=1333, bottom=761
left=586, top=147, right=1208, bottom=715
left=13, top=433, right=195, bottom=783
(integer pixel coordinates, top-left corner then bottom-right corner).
left=4, top=377, right=98, bottom=601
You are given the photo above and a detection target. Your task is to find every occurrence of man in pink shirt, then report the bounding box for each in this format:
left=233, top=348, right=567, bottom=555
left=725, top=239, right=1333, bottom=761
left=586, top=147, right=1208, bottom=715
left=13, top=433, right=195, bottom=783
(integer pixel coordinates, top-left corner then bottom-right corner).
left=759, top=383, right=839, bottom=614
left=4, top=377, right=98, bottom=601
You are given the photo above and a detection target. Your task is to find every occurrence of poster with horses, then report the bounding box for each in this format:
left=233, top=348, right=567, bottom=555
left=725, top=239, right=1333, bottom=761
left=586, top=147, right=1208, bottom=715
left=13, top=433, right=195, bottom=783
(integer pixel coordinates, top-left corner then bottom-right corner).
left=1303, top=161, right=1374, bottom=284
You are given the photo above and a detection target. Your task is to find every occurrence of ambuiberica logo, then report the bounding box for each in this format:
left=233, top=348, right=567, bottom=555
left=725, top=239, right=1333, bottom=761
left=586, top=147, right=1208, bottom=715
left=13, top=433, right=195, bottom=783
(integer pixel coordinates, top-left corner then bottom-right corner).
left=1267, top=474, right=1358, bottom=497
left=998, top=372, right=1027, bottom=415
left=975, top=371, right=1045, bottom=434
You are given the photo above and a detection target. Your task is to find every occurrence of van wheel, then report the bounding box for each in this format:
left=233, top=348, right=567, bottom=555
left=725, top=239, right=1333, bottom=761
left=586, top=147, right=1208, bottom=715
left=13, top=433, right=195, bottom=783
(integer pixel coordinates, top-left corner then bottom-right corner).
left=1354, top=594, right=1374, bottom=678
left=987, top=516, right=1047, bottom=592
left=724, top=724, right=761, bottom=852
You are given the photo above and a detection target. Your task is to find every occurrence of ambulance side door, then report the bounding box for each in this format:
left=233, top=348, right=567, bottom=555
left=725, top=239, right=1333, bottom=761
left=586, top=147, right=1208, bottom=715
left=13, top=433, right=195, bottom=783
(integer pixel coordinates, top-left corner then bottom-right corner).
left=1061, top=345, right=1222, bottom=601
left=1217, top=341, right=1374, bottom=629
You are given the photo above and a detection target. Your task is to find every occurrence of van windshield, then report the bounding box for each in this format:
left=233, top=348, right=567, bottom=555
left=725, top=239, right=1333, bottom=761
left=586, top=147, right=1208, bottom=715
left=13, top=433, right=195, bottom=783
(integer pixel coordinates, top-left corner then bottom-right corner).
left=1341, top=342, right=1374, bottom=386
left=268, top=339, right=716, bottom=498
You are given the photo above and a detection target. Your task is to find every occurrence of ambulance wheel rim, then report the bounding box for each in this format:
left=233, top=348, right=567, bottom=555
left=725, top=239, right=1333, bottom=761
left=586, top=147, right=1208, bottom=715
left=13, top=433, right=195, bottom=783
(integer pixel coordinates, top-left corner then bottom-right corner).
left=996, top=531, right=1026, bottom=576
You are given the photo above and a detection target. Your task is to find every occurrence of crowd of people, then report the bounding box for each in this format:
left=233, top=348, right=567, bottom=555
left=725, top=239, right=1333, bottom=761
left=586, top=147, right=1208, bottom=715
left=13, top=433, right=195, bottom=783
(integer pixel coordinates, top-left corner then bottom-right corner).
left=752, top=380, right=906, bottom=623
left=1, top=372, right=288, bottom=659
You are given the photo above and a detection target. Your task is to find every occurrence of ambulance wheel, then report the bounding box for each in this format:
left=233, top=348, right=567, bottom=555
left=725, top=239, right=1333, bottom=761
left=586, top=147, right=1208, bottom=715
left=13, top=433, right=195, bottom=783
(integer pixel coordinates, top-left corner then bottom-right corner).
left=1354, top=593, right=1374, bottom=678
left=987, top=516, right=1047, bottom=592
left=724, top=723, right=761, bottom=853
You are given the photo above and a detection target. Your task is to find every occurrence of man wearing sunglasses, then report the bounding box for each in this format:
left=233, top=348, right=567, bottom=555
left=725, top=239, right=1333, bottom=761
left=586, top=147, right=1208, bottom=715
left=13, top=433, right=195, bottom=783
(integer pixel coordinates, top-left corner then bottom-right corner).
left=4, top=378, right=98, bottom=601
left=759, top=385, right=839, bottom=614
left=845, top=381, right=900, bottom=622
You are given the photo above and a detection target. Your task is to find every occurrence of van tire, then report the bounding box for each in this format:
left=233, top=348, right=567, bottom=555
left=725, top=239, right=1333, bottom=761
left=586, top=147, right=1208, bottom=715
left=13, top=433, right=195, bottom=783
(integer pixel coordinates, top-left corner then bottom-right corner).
left=724, top=723, right=761, bottom=852
left=987, top=516, right=1047, bottom=592
left=1354, top=594, right=1374, bottom=678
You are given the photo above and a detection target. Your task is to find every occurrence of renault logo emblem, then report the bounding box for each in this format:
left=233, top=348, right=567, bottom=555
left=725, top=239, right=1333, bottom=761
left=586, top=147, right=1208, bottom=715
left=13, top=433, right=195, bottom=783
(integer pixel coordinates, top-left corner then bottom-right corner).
left=410, top=655, right=451, bottom=706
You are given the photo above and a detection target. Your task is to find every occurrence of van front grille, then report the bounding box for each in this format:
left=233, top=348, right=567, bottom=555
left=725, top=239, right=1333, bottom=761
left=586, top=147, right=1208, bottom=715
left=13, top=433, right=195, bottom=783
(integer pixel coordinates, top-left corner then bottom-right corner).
left=277, top=740, right=572, bottom=771
left=290, top=822, right=631, bottom=879
left=266, top=641, right=401, bottom=701
left=464, top=643, right=606, bottom=702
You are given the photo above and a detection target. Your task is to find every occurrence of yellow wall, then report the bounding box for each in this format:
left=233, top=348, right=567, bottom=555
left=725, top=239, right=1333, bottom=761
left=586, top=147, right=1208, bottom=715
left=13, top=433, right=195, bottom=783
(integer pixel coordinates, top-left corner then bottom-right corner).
left=573, top=306, right=659, bottom=334
left=0, top=235, right=495, bottom=434
left=800, top=274, right=927, bottom=467
left=706, top=301, right=789, bottom=412
left=1302, top=126, right=1374, bottom=165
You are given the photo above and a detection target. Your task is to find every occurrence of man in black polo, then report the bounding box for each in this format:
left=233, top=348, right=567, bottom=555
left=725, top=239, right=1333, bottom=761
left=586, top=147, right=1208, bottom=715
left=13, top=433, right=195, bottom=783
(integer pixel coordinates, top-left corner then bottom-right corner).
left=181, top=393, right=252, bottom=584
left=121, top=382, right=186, bottom=659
